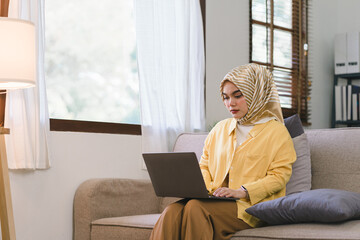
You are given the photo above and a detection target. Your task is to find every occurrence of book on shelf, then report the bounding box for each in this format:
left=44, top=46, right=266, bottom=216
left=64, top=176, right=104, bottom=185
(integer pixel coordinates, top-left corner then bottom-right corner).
left=352, top=93, right=359, bottom=121
left=347, top=85, right=351, bottom=120
left=342, top=85, right=347, bottom=121
left=349, top=85, right=360, bottom=120
left=335, top=85, right=342, bottom=121
left=335, top=84, right=360, bottom=122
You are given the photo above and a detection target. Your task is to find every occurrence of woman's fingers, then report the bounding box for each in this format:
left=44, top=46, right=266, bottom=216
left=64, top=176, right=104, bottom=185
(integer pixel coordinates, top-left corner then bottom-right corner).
left=213, top=187, right=244, bottom=198
left=213, top=187, right=224, bottom=196
left=213, top=187, right=234, bottom=197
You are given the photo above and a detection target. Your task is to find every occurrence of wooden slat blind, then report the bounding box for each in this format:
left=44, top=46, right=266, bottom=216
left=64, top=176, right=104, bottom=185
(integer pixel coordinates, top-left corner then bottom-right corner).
left=250, top=0, right=310, bottom=124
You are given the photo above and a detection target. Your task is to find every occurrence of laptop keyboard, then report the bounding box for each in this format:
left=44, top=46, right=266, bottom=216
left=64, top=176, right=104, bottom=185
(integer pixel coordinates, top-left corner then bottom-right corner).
left=208, top=195, right=239, bottom=201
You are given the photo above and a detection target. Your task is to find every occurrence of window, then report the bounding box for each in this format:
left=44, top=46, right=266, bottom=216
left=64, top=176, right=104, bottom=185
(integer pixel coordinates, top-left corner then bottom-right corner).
left=45, top=0, right=141, bottom=133
left=250, top=0, right=310, bottom=124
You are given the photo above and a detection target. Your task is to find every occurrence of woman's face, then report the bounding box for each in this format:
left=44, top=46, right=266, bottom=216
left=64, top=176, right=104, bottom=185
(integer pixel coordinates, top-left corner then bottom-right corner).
left=222, top=81, right=248, bottom=119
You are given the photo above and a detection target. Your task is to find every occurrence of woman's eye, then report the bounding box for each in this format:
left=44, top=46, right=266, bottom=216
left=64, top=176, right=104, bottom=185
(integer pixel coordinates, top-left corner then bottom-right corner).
left=235, top=94, right=243, bottom=98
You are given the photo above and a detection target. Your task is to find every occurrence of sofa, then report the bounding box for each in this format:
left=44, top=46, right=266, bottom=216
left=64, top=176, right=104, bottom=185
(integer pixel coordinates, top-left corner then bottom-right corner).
left=73, top=127, right=360, bottom=240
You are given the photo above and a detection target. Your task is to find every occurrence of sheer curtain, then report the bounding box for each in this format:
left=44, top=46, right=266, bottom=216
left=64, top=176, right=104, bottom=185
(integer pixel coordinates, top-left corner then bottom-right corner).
left=5, top=0, right=50, bottom=169
left=135, top=0, right=205, bottom=153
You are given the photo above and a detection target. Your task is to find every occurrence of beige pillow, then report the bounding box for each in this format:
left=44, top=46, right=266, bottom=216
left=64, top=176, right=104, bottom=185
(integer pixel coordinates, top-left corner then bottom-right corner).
left=286, top=133, right=312, bottom=195
left=284, top=114, right=312, bottom=195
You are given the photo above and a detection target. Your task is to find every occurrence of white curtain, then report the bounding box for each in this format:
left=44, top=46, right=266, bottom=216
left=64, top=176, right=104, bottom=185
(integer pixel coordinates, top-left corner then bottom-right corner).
left=135, top=0, right=205, bottom=153
left=5, top=0, right=51, bottom=169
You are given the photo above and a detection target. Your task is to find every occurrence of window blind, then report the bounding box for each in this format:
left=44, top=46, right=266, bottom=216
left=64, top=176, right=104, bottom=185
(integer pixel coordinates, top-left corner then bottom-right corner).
left=250, top=0, right=310, bottom=124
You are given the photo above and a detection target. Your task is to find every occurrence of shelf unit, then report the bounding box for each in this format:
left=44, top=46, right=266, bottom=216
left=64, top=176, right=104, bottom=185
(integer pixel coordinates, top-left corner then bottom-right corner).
left=332, top=72, right=360, bottom=128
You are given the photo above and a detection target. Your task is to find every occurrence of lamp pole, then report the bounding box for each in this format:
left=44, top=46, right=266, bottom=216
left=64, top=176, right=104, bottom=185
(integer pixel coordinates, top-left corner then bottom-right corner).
left=0, top=128, right=15, bottom=240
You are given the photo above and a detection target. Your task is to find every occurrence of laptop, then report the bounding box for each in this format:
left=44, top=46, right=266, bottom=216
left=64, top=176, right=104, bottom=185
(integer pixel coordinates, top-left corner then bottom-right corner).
left=143, top=152, right=239, bottom=201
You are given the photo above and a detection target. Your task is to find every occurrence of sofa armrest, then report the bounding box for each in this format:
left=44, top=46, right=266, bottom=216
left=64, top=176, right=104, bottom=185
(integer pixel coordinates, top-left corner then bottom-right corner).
left=73, top=178, right=160, bottom=240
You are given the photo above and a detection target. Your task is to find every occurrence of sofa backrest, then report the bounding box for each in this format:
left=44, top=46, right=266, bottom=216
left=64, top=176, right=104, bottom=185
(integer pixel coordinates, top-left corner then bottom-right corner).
left=305, top=128, right=360, bottom=193
left=173, top=133, right=207, bottom=160
left=173, top=128, right=360, bottom=194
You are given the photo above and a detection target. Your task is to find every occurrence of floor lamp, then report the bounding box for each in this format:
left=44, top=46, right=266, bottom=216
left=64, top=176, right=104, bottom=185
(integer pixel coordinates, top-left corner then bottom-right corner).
left=0, top=17, right=36, bottom=240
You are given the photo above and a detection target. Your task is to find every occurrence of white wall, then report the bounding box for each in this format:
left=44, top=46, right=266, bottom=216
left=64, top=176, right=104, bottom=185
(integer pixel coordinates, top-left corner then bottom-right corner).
left=334, top=0, right=360, bottom=32
left=205, top=0, right=249, bottom=129
left=308, top=0, right=339, bottom=128
left=9, top=132, right=147, bottom=240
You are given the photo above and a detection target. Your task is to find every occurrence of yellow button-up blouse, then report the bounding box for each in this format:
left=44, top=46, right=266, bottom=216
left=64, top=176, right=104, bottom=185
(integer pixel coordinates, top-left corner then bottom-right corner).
left=199, top=118, right=296, bottom=227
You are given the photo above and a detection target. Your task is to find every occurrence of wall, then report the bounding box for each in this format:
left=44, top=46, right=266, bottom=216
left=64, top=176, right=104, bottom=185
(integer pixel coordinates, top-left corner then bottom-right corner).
left=308, top=0, right=338, bottom=128
left=205, top=0, right=249, bottom=128
left=9, top=132, right=147, bottom=240
left=334, top=0, right=360, bottom=32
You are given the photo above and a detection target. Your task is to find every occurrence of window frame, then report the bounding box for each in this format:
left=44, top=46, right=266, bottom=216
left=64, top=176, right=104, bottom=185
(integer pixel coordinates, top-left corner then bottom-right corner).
left=50, top=119, right=141, bottom=135
left=48, top=0, right=206, bottom=134
left=249, top=0, right=310, bottom=125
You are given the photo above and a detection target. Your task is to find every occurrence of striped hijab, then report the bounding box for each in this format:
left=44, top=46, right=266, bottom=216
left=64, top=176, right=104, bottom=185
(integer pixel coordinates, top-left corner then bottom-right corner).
left=220, top=63, right=283, bottom=125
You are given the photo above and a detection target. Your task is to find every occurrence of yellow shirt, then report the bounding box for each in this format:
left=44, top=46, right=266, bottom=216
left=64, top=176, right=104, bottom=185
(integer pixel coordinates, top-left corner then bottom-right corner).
left=199, top=118, right=296, bottom=227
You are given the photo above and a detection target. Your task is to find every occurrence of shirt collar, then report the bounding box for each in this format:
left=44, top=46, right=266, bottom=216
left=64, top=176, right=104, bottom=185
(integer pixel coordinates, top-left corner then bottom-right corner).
left=228, top=118, right=237, bottom=135
left=228, top=118, right=275, bottom=137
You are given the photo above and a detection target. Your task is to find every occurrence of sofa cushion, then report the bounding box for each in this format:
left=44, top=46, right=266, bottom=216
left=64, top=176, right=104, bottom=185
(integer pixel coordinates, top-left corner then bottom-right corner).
left=284, top=114, right=304, bottom=138
left=284, top=114, right=312, bottom=195
left=92, top=214, right=161, bottom=229
left=231, top=220, right=360, bottom=240
left=245, top=189, right=360, bottom=225
left=91, top=224, right=152, bottom=240
left=91, top=214, right=161, bottom=240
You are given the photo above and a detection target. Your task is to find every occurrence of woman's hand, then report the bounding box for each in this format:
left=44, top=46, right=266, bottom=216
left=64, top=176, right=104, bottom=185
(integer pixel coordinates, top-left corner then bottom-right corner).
left=212, top=187, right=247, bottom=199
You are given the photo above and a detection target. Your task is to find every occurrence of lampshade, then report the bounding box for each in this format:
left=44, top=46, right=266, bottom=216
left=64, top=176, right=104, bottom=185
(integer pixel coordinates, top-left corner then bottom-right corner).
left=0, top=17, right=36, bottom=89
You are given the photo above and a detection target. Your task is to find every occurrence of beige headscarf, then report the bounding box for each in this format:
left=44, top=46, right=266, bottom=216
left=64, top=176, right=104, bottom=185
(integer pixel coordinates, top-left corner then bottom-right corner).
left=220, top=63, right=283, bottom=125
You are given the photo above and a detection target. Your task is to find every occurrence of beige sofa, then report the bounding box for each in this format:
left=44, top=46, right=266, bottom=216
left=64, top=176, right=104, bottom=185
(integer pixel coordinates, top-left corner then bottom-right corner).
left=73, top=128, right=360, bottom=240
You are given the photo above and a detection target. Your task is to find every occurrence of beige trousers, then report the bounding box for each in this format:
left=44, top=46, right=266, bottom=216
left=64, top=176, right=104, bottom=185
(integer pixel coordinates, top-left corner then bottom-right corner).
left=149, top=199, right=252, bottom=240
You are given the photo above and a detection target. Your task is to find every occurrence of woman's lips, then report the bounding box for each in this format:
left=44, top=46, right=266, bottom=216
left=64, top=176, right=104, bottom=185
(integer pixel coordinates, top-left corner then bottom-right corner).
left=230, top=110, right=239, bottom=114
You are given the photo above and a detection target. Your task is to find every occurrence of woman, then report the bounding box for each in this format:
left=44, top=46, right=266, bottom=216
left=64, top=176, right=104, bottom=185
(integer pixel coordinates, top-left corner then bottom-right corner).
left=150, top=63, right=296, bottom=240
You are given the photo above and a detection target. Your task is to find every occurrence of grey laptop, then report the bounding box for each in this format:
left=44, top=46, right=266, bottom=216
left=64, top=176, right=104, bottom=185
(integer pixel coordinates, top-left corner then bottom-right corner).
left=143, top=152, right=239, bottom=201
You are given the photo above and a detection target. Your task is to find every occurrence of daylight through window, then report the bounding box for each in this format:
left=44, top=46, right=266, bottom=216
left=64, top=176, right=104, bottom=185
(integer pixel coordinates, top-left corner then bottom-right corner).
left=45, top=0, right=140, bottom=125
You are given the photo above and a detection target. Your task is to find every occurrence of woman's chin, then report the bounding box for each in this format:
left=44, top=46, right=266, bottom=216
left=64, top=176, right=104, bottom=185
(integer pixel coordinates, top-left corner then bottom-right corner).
left=232, top=113, right=246, bottom=119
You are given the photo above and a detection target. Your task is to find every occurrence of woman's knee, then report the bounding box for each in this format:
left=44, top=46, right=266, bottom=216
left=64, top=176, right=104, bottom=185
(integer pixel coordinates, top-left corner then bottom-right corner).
left=161, top=201, right=185, bottom=218
left=183, top=199, right=206, bottom=214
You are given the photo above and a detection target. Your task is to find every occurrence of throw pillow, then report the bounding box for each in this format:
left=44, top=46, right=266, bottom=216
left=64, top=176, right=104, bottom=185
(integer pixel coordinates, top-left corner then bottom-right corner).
left=284, top=114, right=312, bottom=195
left=245, top=189, right=360, bottom=225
